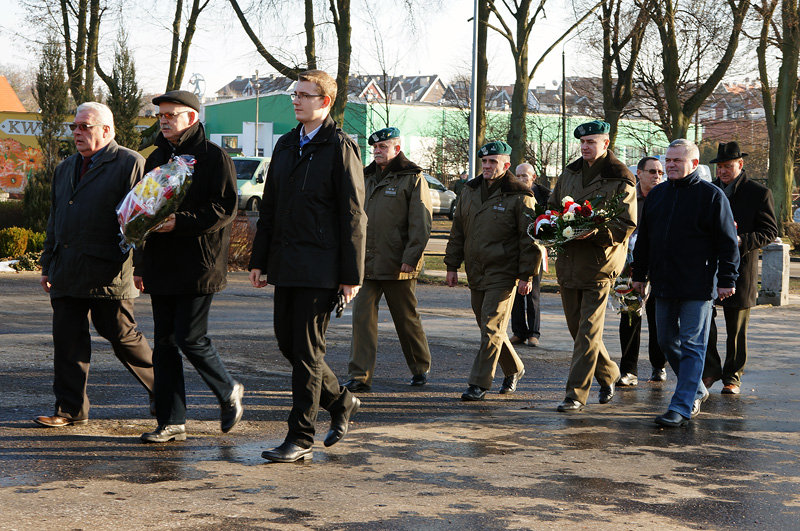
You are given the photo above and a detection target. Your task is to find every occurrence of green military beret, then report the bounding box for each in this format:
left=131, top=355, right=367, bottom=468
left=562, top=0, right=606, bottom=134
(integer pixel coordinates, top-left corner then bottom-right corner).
left=573, top=120, right=610, bottom=139
left=368, top=127, right=400, bottom=145
left=478, top=140, right=512, bottom=157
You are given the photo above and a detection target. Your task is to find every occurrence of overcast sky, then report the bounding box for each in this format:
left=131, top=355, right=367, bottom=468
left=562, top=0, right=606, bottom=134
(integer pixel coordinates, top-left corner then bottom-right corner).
left=0, top=0, right=592, bottom=97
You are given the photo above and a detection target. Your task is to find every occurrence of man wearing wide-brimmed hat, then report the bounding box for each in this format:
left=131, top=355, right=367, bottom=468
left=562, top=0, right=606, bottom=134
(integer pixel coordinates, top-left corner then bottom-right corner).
left=547, top=120, right=637, bottom=413
left=444, top=140, right=543, bottom=401
left=703, top=141, right=777, bottom=396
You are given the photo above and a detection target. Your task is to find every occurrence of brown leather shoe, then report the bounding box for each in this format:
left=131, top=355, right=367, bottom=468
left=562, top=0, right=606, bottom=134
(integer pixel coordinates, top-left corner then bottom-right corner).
left=721, top=384, right=740, bottom=395
left=702, top=377, right=716, bottom=389
left=34, top=415, right=88, bottom=427
left=509, top=335, right=524, bottom=345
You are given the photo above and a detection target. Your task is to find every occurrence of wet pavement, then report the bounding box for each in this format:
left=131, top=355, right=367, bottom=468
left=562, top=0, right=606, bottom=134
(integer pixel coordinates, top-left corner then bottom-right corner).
left=1, top=271, right=800, bottom=529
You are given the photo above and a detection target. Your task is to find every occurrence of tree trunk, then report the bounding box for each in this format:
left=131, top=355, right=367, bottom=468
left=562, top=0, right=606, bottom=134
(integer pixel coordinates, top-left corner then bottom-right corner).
left=83, top=0, right=101, bottom=102
left=476, top=0, right=489, bottom=153
left=166, top=0, right=184, bottom=91
left=330, top=0, right=351, bottom=125
left=305, top=0, right=317, bottom=69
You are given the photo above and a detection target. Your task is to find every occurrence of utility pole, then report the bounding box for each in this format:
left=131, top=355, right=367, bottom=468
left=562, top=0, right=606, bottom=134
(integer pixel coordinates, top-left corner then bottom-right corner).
left=254, top=69, right=260, bottom=157
left=468, top=0, right=479, bottom=179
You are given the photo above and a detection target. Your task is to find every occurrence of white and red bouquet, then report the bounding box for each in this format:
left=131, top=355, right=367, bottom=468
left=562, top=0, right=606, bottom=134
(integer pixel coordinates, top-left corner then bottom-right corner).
left=117, top=155, right=195, bottom=251
left=527, top=193, right=625, bottom=254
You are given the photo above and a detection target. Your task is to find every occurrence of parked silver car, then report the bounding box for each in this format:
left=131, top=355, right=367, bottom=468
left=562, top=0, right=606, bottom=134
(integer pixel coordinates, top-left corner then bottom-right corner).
left=233, top=157, right=270, bottom=211
left=424, top=174, right=457, bottom=219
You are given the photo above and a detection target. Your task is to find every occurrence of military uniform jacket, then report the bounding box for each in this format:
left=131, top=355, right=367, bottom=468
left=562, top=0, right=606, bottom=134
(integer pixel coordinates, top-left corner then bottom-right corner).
left=41, top=140, right=143, bottom=300
left=547, top=151, right=637, bottom=289
left=248, top=115, right=366, bottom=289
left=713, top=170, right=777, bottom=308
left=363, top=152, right=432, bottom=280
left=444, top=170, right=542, bottom=290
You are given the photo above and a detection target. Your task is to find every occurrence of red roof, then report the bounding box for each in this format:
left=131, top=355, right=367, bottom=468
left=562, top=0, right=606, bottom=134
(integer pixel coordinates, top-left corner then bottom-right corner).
left=0, top=76, right=26, bottom=112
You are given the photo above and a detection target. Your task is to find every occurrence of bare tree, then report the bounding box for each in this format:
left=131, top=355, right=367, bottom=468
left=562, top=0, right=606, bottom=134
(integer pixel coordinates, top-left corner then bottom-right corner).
left=639, top=0, right=750, bottom=140
left=165, top=0, right=211, bottom=92
left=755, top=0, right=800, bottom=233
left=486, top=0, right=603, bottom=167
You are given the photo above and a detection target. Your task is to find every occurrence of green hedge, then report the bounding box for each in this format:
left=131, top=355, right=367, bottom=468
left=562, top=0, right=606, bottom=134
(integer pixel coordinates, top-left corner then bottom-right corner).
left=0, top=227, right=29, bottom=259
left=0, top=200, right=25, bottom=230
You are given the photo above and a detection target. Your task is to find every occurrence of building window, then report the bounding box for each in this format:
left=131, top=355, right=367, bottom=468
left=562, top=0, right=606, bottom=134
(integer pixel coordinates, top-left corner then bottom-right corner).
left=222, top=136, right=238, bottom=149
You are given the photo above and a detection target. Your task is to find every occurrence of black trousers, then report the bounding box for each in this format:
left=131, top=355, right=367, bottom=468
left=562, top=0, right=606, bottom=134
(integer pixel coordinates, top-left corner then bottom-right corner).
left=704, top=305, right=750, bottom=386
left=510, top=274, right=541, bottom=340
left=51, top=297, right=154, bottom=421
left=273, top=286, right=351, bottom=448
left=150, top=294, right=236, bottom=425
left=618, top=295, right=665, bottom=376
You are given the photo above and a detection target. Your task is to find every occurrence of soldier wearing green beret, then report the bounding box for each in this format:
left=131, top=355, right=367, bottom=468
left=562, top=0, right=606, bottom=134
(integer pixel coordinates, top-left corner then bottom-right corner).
left=343, top=128, right=433, bottom=392
left=444, top=141, right=544, bottom=401
left=547, top=121, right=637, bottom=412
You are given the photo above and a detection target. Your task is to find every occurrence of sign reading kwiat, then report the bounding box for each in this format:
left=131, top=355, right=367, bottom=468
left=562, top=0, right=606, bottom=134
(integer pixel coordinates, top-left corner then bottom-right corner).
left=0, top=119, right=150, bottom=137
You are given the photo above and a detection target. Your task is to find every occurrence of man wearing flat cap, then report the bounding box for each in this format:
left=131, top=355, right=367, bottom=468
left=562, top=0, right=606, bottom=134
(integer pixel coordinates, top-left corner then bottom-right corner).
left=548, top=120, right=637, bottom=412
left=343, top=127, right=433, bottom=392
left=135, top=89, right=244, bottom=443
left=703, top=141, right=777, bottom=396
left=445, top=140, right=543, bottom=401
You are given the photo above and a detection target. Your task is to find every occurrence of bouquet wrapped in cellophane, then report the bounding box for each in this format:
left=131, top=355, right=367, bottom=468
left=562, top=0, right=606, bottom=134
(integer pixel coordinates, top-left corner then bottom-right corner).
left=117, top=155, right=195, bottom=251
left=610, top=248, right=648, bottom=326
left=526, top=193, right=626, bottom=255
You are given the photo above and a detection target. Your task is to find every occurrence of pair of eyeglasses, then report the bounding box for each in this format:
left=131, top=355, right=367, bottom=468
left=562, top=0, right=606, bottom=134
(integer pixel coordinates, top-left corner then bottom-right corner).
left=68, top=123, right=104, bottom=132
left=646, top=169, right=665, bottom=175
left=290, top=92, right=325, bottom=101
left=155, top=110, right=191, bottom=120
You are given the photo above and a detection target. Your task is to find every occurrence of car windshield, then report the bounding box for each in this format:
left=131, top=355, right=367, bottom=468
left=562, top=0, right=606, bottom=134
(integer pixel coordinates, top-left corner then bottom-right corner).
left=233, top=159, right=261, bottom=180
left=424, top=175, right=445, bottom=191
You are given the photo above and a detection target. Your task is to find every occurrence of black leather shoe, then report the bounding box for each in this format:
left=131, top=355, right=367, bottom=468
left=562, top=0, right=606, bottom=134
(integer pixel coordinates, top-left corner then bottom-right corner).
left=499, top=369, right=525, bottom=394
left=599, top=382, right=615, bottom=404
left=650, top=368, right=667, bottom=382
left=617, top=373, right=638, bottom=387
left=324, top=393, right=361, bottom=447
left=655, top=410, right=689, bottom=427
left=343, top=379, right=371, bottom=393
left=141, top=424, right=187, bottom=443
left=556, top=398, right=583, bottom=412
left=262, top=441, right=313, bottom=463
left=410, top=371, right=429, bottom=386
left=461, top=385, right=487, bottom=401
left=690, top=387, right=710, bottom=418
left=220, top=381, right=244, bottom=433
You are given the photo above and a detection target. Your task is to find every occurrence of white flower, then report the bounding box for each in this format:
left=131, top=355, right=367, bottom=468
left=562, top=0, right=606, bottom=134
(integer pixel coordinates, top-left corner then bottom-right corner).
left=562, top=212, right=575, bottom=222
left=561, top=196, right=574, bottom=207
left=562, top=226, right=574, bottom=239
left=594, top=209, right=607, bottom=218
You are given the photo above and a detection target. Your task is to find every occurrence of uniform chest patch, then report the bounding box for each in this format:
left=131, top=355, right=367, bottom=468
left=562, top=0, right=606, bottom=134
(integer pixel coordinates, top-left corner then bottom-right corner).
left=384, top=187, right=398, bottom=196
left=493, top=204, right=506, bottom=212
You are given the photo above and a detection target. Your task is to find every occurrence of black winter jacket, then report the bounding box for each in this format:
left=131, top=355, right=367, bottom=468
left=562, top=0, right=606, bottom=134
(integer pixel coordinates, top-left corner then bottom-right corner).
left=135, top=122, right=237, bottom=295
left=248, top=115, right=366, bottom=289
left=713, top=170, right=778, bottom=308
left=41, top=141, right=143, bottom=299
left=632, top=171, right=740, bottom=300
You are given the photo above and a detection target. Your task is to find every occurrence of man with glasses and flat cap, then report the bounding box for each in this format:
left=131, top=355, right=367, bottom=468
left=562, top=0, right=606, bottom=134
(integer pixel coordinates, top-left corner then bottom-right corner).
left=136, top=89, right=244, bottom=444
left=36, top=102, right=155, bottom=428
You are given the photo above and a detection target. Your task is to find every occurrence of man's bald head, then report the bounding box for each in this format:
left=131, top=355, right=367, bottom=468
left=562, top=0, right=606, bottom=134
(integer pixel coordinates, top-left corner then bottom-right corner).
left=515, top=163, right=536, bottom=189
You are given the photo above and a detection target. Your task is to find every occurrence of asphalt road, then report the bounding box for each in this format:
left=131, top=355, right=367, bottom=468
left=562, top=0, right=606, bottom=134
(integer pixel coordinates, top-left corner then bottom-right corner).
left=1, top=271, right=799, bottom=529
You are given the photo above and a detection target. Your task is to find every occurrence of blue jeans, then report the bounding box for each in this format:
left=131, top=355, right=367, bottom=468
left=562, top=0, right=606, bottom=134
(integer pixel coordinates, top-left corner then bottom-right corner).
left=655, top=298, right=713, bottom=418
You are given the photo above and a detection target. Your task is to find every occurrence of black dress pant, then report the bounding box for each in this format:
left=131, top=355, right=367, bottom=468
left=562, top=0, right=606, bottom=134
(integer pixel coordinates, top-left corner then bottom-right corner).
left=273, top=286, right=351, bottom=449
left=51, top=297, right=154, bottom=421
left=704, top=305, right=750, bottom=386
left=510, top=274, right=541, bottom=340
left=618, top=295, right=665, bottom=376
left=150, top=294, right=236, bottom=425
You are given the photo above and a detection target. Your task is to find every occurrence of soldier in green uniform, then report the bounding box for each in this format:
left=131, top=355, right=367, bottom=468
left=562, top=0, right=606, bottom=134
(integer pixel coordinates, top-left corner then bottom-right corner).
left=548, top=121, right=637, bottom=412
left=344, top=127, right=433, bottom=392
left=444, top=141, right=543, bottom=401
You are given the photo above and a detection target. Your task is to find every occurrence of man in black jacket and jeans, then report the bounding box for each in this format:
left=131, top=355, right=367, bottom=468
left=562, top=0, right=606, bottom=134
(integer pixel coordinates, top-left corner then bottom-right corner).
left=249, top=70, right=366, bottom=463
left=136, top=90, right=243, bottom=443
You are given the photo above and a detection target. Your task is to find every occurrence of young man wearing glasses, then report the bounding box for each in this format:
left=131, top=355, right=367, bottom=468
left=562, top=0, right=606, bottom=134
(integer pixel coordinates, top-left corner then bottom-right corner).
left=36, top=102, right=155, bottom=428
left=136, top=90, right=244, bottom=443
left=616, top=156, right=667, bottom=388
left=249, top=70, right=366, bottom=463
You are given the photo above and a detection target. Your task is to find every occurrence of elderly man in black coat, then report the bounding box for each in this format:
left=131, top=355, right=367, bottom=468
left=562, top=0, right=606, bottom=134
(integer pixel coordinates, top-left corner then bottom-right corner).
left=36, top=102, right=154, bottom=428
left=703, top=142, right=778, bottom=395
left=136, top=90, right=243, bottom=443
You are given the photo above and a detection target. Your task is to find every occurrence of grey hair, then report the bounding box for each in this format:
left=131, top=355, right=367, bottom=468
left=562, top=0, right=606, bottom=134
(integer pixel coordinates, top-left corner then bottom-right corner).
left=668, top=138, right=699, bottom=161
left=76, top=102, right=115, bottom=138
